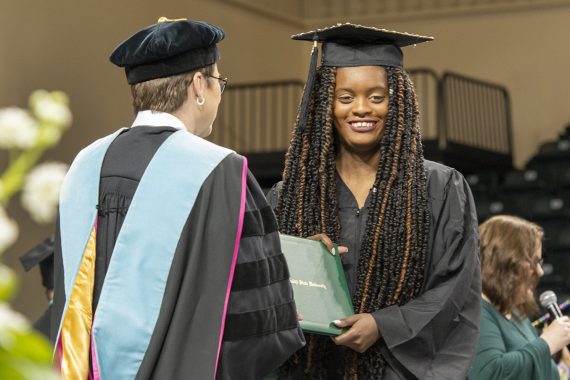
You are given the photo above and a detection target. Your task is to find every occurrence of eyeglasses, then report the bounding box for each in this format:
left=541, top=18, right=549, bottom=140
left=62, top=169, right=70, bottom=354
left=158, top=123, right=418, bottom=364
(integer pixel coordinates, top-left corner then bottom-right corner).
left=206, top=74, right=228, bottom=94
left=532, top=257, right=544, bottom=267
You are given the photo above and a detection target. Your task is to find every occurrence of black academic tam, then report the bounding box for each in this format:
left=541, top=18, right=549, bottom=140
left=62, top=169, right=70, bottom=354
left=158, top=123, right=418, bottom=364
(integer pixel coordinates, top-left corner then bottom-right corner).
left=110, top=18, right=224, bottom=84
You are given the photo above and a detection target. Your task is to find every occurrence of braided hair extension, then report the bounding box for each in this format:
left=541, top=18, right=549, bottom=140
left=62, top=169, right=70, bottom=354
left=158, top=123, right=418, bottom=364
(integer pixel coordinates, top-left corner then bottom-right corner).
left=276, top=66, right=429, bottom=379
left=277, top=66, right=340, bottom=240
left=276, top=66, right=339, bottom=379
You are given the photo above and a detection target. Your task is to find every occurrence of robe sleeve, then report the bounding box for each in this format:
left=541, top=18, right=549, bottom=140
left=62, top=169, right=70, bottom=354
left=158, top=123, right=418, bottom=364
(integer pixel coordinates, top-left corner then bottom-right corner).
left=469, top=305, right=555, bottom=380
left=372, top=169, right=481, bottom=379
left=216, top=170, right=305, bottom=379
left=265, top=181, right=281, bottom=210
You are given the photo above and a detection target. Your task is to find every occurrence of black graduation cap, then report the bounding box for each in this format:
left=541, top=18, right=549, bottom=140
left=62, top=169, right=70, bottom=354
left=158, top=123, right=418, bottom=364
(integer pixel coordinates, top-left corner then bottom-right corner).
left=293, top=23, right=433, bottom=68
left=292, top=23, right=433, bottom=132
left=20, top=235, right=55, bottom=290
left=110, top=17, right=225, bottom=84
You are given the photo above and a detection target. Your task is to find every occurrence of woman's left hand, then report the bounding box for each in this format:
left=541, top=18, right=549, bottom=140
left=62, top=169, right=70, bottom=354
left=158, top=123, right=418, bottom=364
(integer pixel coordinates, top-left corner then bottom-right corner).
left=332, top=313, right=379, bottom=353
left=307, top=233, right=349, bottom=256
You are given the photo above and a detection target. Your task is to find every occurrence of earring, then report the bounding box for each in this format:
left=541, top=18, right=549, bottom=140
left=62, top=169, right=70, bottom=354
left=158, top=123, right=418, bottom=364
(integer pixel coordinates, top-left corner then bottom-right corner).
left=197, top=97, right=205, bottom=106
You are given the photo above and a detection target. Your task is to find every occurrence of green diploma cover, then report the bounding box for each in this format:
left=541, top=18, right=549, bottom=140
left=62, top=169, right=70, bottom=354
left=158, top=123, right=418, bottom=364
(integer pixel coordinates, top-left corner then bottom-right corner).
left=280, top=234, right=354, bottom=336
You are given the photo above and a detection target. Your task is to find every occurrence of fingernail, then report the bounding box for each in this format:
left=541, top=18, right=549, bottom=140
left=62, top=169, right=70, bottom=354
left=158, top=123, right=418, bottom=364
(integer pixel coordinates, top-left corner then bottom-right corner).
left=333, top=319, right=341, bottom=325
left=330, top=247, right=336, bottom=256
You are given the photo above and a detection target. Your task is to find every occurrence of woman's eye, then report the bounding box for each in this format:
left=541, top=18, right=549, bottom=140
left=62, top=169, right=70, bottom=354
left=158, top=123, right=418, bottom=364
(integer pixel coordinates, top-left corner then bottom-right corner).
left=338, top=96, right=353, bottom=103
left=370, top=96, right=385, bottom=102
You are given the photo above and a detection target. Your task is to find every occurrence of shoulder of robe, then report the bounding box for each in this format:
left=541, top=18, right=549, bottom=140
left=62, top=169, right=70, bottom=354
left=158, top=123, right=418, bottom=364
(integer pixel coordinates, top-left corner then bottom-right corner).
left=423, top=160, right=456, bottom=184
left=423, top=159, right=462, bottom=199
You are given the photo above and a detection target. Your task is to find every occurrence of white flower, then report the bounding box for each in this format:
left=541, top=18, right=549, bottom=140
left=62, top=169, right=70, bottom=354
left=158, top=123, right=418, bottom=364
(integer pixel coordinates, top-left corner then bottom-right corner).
left=38, top=124, right=64, bottom=146
left=0, top=107, right=39, bottom=149
left=0, top=302, right=29, bottom=348
left=0, top=207, right=18, bottom=254
left=0, top=302, right=28, bottom=332
left=21, top=162, right=68, bottom=224
left=30, top=90, right=72, bottom=128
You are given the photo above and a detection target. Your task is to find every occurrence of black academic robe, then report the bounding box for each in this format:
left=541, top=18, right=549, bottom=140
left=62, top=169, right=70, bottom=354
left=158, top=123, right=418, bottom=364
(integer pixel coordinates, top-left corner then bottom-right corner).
left=267, top=160, right=481, bottom=380
left=51, top=126, right=304, bottom=379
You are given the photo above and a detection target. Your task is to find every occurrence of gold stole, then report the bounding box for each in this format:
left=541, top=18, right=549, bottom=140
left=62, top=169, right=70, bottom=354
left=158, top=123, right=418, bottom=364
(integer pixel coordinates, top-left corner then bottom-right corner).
left=59, top=225, right=97, bottom=379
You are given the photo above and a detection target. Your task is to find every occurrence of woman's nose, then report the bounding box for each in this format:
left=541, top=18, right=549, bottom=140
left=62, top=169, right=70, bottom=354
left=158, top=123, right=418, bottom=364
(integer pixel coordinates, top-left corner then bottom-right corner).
left=352, top=98, right=371, bottom=117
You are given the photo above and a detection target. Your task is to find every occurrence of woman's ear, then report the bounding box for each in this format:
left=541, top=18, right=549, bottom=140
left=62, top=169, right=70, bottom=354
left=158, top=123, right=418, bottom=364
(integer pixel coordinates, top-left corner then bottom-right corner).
left=190, top=71, right=206, bottom=101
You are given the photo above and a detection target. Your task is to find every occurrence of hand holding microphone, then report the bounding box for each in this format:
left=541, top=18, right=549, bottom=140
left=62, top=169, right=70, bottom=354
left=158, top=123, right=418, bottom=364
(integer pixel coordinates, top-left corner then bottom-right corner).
left=539, top=291, right=570, bottom=355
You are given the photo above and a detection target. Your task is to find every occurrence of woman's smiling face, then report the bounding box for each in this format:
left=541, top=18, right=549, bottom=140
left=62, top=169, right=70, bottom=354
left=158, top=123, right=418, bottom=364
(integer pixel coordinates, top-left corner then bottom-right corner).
left=333, top=66, right=390, bottom=154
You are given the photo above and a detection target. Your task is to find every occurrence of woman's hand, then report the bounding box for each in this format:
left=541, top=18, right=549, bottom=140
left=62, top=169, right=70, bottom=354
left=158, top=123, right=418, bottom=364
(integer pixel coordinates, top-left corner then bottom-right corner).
left=331, top=313, right=379, bottom=353
left=307, top=233, right=349, bottom=256
left=540, top=316, right=570, bottom=355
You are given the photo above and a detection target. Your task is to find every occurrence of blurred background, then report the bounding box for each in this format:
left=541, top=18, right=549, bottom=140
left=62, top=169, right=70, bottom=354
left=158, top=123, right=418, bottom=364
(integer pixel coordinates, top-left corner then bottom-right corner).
left=1, top=0, right=570, bottom=325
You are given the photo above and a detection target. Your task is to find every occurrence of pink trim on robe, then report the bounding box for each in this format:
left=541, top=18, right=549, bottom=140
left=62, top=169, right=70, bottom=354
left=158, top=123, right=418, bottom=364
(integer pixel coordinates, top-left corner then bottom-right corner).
left=91, top=329, right=101, bottom=380
left=56, top=336, right=63, bottom=369
left=91, top=219, right=101, bottom=380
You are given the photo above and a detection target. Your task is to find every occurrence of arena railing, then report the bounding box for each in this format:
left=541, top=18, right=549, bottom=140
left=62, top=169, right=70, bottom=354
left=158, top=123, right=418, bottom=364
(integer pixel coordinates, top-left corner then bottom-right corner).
left=439, top=71, right=513, bottom=172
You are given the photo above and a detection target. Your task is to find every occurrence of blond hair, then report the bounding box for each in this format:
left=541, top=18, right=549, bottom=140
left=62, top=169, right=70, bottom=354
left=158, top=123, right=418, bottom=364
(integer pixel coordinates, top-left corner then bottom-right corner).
left=480, top=215, right=543, bottom=318
left=130, top=64, right=214, bottom=114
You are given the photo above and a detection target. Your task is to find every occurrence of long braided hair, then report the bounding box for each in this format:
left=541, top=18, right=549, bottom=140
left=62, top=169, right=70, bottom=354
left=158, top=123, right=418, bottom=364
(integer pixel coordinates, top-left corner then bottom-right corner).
left=276, top=64, right=430, bottom=379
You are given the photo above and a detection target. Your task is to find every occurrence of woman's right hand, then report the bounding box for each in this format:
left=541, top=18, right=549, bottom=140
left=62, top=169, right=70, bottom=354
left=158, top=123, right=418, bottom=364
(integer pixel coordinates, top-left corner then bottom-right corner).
left=540, top=316, right=570, bottom=355
left=307, top=233, right=349, bottom=256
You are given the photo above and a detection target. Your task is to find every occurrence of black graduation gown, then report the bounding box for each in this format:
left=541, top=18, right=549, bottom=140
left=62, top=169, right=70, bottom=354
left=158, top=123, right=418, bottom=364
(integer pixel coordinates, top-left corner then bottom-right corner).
left=51, top=126, right=304, bottom=379
left=267, top=160, right=481, bottom=379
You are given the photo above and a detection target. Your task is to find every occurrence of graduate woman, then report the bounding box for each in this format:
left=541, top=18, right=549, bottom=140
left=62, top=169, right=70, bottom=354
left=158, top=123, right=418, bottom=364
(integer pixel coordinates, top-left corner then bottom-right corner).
left=51, top=18, right=304, bottom=379
left=267, top=24, right=481, bottom=379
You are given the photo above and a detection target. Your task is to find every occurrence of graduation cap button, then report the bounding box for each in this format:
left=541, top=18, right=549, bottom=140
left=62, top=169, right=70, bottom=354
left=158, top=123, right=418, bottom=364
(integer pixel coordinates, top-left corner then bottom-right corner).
left=157, top=16, right=188, bottom=23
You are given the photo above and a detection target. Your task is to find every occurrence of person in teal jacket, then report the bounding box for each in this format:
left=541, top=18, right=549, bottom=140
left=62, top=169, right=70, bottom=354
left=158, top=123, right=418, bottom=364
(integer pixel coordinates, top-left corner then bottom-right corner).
left=469, top=215, right=570, bottom=380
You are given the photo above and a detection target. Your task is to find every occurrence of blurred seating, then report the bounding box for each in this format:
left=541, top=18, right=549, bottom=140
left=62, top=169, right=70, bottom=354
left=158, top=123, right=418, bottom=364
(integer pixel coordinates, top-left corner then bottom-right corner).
left=540, top=218, right=570, bottom=252
left=539, top=139, right=570, bottom=158
left=466, top=171, right=499, bottom=195
left=470, top=122, right=570, bottom=296
left=500, top=169, right=549, bottom=192
left=548, top=164, right=570, bottom=190
left=527, top=139, right=570, bottom=171
left=529, top=195, right=567, bottom=220
left=474, top=196, right=505, bottom=223
left=538, top=252, right=570, bottom=296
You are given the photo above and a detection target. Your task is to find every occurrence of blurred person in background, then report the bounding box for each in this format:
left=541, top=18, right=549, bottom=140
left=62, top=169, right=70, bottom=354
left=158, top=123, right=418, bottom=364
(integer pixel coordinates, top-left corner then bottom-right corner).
left=469, top=215, right=570, bottom=379
left=20, top=235, right=55, bottom=338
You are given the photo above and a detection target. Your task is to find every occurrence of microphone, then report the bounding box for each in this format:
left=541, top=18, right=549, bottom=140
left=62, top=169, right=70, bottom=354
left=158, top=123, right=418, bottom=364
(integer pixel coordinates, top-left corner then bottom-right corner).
left=539, top=290, right=564, bottom=319
left=532, top=299, right=569, bottom=327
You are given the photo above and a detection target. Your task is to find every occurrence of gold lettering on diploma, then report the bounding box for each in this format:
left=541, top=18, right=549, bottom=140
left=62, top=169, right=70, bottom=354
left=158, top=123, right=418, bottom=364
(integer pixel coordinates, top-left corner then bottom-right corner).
left=290, top=278, right=327, bottom=290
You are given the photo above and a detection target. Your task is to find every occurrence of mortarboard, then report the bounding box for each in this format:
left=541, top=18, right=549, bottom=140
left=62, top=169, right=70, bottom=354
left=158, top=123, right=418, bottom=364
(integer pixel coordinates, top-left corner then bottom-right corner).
left=293, top=23, right=433, bottom=69
left=20, top=235, right=55, bottom=290
left=110, top=17, right=225, bottom=85
left=292, top=23, right=433, bottom=132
